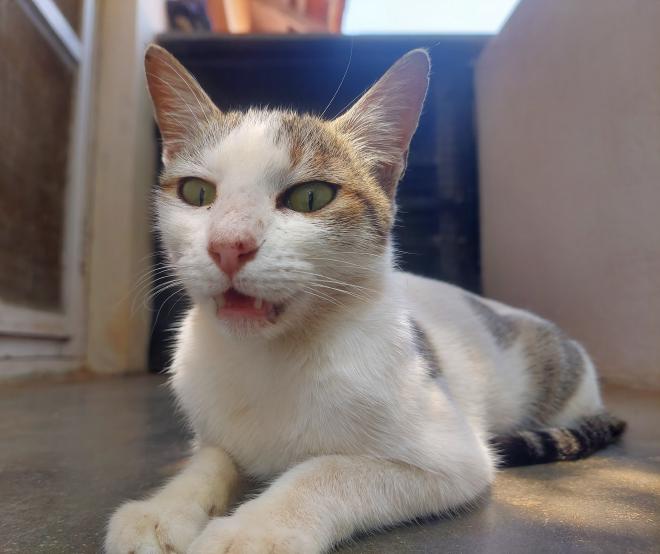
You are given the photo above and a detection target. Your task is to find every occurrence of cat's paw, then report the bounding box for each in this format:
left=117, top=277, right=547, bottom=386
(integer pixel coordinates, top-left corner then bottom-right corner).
left=187, top=516, right=320, bottom=554
left=105, top=499, right=209, bottom=554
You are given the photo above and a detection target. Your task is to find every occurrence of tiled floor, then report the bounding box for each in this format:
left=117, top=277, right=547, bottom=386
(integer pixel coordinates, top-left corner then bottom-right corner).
left=1, top=374, right=658, bottom=553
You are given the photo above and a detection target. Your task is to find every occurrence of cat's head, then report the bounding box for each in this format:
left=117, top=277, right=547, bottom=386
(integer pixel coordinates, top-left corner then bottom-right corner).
left=145, top=45, right=429, bottom=339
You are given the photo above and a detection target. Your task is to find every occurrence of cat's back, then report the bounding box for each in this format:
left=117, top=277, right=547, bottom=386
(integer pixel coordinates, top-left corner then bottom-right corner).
left=396, top=271, right=602, bottom=432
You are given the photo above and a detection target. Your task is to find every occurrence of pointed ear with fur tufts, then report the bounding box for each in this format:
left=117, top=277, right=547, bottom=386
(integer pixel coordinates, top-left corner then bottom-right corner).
left=144, top=44, right=220, bottom=163
left=333, top=49, right=430, bottom=198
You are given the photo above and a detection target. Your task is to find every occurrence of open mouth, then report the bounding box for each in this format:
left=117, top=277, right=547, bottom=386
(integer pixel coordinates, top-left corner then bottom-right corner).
left=214, top=288, right=280, bottom=323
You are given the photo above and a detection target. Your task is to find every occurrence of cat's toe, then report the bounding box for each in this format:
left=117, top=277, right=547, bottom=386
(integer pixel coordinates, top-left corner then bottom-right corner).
left=105, top=499, right=209, bottom=554
left=188, top=515, right=319, bottom=554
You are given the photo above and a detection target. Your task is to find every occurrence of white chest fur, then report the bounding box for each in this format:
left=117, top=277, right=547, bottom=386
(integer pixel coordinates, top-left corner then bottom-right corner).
left=172, top=304, right=414, bottom=477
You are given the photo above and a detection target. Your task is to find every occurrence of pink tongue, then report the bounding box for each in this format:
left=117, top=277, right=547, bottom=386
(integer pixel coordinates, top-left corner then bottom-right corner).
left=217, top=289, right=270, bottom=317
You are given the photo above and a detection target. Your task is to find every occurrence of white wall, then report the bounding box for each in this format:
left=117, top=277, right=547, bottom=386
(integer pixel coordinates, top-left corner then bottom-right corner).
left=476, top=0, right=660, bottom=389
left=86, top=0, right=165, bottom=373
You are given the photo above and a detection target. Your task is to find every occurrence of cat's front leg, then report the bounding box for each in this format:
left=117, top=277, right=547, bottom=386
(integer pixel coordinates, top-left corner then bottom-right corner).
left=105, top=446, right=239, bottom=554
left=188, top=450, right=494, bottom=554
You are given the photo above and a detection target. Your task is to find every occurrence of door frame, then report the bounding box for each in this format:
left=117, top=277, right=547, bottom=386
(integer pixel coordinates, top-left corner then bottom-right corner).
left=0, top=0, right=96, bottom=377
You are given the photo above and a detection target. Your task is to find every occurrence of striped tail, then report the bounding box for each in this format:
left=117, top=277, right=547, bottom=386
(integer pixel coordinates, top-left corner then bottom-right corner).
left=491, top=412, right=627, bottom=468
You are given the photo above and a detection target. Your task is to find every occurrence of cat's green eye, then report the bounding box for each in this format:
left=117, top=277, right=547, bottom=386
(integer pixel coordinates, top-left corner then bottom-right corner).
left=178, top=178, right=216, bottom=207
left=283, top=181, right=337, bottom=213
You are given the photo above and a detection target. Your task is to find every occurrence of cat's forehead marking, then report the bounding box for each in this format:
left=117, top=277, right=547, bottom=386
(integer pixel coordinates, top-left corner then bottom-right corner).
left=205, top=115, right=290, bottom=187
left=277, top=115, right=307, bottom=169
left=276, top=113, right=353, bottom=180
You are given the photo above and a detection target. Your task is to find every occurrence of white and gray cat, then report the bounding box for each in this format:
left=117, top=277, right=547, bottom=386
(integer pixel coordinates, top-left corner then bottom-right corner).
left=106, top=45, right=625, bottom=554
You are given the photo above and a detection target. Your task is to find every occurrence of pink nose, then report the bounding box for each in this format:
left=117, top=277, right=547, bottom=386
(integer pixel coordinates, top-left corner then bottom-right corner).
left=208, top=237, right=259, bottom=277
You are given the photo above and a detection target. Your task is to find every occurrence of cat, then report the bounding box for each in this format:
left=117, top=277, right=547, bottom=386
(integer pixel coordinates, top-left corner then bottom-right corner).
left=105, top=45, right=625, bottom=554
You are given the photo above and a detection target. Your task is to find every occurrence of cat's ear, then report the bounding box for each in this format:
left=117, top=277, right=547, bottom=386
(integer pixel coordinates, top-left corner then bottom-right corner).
left=144, top=44, right=219, bottom=162
left=333, top=49, right=430, bottom=197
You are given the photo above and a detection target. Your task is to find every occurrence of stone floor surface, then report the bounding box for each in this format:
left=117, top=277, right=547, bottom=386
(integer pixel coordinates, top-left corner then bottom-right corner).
left=0, top=374, right=658, bottom=553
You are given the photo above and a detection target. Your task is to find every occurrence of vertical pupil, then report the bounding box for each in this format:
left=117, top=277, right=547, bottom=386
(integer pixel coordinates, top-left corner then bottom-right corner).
left=307, top=189, right=314, bottom=211
left=198, top=185, right=205, bottom=206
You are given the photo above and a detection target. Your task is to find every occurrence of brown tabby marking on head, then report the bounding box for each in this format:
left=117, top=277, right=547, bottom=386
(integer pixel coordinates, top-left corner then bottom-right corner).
left=350, top=189, right=389, bottom=242
left=276, top=113, right=308, bottom=170
left=158, top=110, right=245, bottom=194
left=274, top=111, right=394, bottom=240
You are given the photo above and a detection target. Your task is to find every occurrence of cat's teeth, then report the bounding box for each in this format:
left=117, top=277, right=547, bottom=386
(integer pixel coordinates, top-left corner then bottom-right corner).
left=254, top=298, right=263, bottom=310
